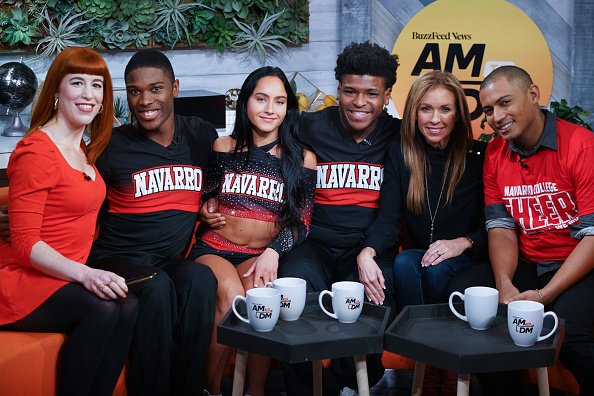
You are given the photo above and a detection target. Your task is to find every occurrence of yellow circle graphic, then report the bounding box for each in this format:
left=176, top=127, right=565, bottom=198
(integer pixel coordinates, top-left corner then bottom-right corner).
left=391, top=0, right=553, bottom=137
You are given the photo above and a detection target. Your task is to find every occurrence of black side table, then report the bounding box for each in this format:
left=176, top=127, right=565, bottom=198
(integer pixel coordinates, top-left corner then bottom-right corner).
left=218, top=292, right=391, bottom=396
left=384, top=303, right=563, bottom=396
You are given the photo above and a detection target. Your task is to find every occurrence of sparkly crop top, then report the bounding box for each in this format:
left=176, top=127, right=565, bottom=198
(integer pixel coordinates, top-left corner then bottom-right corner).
left=204, top=144, right=316, bottom=254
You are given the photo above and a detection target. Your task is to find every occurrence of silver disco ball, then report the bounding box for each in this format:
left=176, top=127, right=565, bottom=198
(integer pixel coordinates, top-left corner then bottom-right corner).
left=0, top=61, right=38, bottom=137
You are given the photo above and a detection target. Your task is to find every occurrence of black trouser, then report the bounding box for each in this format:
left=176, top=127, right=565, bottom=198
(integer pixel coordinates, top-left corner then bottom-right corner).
left=90, top=257, right=217, bottom=396
left=1, top=283, right=138, bottom=396
left=278, top=238, right=396, bottom=395
left=456, top=260, right=594, bottom=396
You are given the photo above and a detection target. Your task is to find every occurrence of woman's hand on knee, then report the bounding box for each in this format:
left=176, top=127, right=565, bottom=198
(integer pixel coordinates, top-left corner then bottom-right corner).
left=243, top=248, right=279, bottom=287
left=81, top=267, right=128, bottom=300
left=421, top=238, right=469, bottom=266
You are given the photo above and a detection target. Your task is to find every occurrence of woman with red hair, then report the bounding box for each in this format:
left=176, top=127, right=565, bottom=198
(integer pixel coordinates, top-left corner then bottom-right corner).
left=0, top=47, right=138, bottom=396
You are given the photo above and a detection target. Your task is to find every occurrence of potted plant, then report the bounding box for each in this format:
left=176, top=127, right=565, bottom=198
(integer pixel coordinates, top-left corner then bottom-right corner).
left=113, top=96, right=128, bottom=127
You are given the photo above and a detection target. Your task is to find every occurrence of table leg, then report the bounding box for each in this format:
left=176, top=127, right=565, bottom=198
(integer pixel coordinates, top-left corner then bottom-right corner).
left=456, top=373, right=470, bottom=396
left=232, top=349, right=248, bottom=396
left=411, top=361, right=425, bottom=396
left=312, top=360, right=323, bottom=396
left=354, top=354, right=370, bottom=396
left=536, top=367, right=551, bottom=396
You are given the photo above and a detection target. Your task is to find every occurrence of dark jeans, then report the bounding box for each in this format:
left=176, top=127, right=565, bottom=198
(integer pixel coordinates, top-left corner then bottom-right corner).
left=1, top=283, right=138, bottom=396
left=90, top=257, right=217, bottom=396
left=392, top=249, right=478, bottom=312
left=278, top=238, right=396, bottom=395
left=465, top=260, right=594, bottom=396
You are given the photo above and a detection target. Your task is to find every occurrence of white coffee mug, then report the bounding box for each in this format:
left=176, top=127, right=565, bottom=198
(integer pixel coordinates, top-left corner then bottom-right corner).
left=449, top=286, right=499, bottom=330
left=232, top=288, right=281, bottom=332
left=508, top=300, right=558, bottom=347
left=318, top=281, right=364, bottom=324
left=267, top=277, right=307, bottom=321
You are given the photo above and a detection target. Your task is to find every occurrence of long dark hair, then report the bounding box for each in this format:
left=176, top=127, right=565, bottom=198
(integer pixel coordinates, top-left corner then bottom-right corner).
left=232, top=66, right=307, bottom=230
left=401, top=71, right=473, bottom=213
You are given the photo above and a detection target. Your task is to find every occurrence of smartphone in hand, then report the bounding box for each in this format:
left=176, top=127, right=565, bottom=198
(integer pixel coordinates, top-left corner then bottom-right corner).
left=126, top=272, right=157, bottom=286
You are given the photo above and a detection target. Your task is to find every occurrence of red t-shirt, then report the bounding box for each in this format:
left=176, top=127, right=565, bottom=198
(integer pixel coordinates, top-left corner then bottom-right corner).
left=484, top=117, right=594, bottom=262
left=0, top=131, right=105, bottom=325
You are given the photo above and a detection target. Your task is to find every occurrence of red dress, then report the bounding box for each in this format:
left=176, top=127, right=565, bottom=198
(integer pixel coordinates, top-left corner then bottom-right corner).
left=0, top=131, right=106, bottom=325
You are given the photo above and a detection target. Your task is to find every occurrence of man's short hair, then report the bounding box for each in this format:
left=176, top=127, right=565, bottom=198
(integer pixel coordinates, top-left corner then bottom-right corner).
left=124, top=49, right=175, bottom=83
left=334, top=41, right=398, bottom=90
left=480, top=65, right=533, bottom=91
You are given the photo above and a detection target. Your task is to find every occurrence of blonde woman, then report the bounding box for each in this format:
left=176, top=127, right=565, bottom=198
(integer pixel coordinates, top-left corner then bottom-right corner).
left=360, top=70, right=487, bottom=311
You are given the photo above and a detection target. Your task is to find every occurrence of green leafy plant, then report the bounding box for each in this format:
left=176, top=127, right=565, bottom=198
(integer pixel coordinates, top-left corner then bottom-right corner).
left=25, top=1, right=46, bottom=24
left=2, top=8, right=37, bottom=46
left=43, top=0, right=72, bottom=18
left=0, top=0, right=309, bottom=53
left=192, top=9, right=215, bottom=35
left=78, top=20, right=106, bottom=49
left=209, top=0, right=252, bottom=20
left=3, top=0, right=33, bottom=6
left=76, top=0, right=116, bottom=20
left=271, top=0, right=309, bottom=43
left=33, top=10, right=91, bottom=60
left=0, top=12, right=9, bottom=27
left=101, top=20, right=135, bottom=50
left=133, top=32, right=150, bottom=48
left=113, top=96, right=129, bottom=120
left=151, top=0, right=209, bottom=48
left=550, top=99, right=592, bottom=131
left=204, top=14, right=237, bottom=52
left=113, top=0, right=155, bottom=33
left=233, top=10, right=290, bottom=65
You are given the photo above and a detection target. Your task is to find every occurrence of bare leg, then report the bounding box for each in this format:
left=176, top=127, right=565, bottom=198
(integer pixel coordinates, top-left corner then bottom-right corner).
left=237, top=258, right=272, bottom=396
left=198, top=255, right=246, bottom=395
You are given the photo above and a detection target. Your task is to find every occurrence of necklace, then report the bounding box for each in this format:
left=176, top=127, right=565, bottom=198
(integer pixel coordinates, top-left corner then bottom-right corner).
left=424, top=162, right=446, bottom=244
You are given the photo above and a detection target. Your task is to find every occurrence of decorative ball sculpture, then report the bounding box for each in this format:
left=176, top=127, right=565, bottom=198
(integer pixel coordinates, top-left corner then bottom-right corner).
left=225, top=88, right=241, bottom=110
left=0, top=61, right=38, bottom=137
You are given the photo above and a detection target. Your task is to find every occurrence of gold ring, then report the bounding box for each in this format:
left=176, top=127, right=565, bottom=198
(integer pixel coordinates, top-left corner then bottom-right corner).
left=98, top=283, right=106, bottom=291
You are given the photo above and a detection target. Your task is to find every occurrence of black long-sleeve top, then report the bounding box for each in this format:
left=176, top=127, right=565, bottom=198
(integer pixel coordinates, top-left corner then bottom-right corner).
left=364, top=136, right=487, bottom=261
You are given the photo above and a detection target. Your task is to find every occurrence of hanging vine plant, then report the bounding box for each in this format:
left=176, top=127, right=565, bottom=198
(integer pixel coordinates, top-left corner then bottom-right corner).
left=0, top=0, right=310, bottom=62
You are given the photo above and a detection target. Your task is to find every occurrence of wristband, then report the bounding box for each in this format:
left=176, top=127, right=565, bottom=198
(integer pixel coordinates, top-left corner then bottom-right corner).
left=535, top=289, right=545, bottom=304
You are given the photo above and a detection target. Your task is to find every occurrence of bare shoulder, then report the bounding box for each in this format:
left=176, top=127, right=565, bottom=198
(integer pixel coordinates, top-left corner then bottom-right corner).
left=213, top=136, right=236, bottom=152
left=302, top=148, right=317, bottom=170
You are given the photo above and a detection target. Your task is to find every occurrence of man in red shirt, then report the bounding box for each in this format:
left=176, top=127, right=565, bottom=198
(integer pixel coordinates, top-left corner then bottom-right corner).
left=480, top=65, right=594, bottom=394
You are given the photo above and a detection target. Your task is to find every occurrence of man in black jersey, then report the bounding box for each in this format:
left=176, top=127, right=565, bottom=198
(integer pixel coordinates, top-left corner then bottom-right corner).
left=284, top=41, right=400, bottom=396
left=203, top=41, right=401, bottom=395
left=87, top=50, right=218, bottom=396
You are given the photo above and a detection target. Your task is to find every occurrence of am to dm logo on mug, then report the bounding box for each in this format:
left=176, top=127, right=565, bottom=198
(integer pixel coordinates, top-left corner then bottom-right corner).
left=251, top=303, right=274, bottom=319
left=267, top=277, right=306, bottom=321
left=511, top=315, right=535, bottom=334
left=345, top=296, right=361, bottom=310
left=319, top=281, right=364, bottom=323
left=232, top=288, right=281, bottom=332
left=507, top=300, right=558, bottom=347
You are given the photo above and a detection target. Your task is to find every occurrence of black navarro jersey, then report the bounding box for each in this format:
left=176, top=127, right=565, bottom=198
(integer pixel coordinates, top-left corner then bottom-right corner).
left=300, top=106, right=400, bottom=248
left=90, top=115, right=218, bottom=266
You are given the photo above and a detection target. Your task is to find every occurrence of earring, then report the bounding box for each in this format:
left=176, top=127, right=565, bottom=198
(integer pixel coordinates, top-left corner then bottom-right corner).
left=98, top=104, right=103, bottom=114
left=54, top=97, right=59, bottom=110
